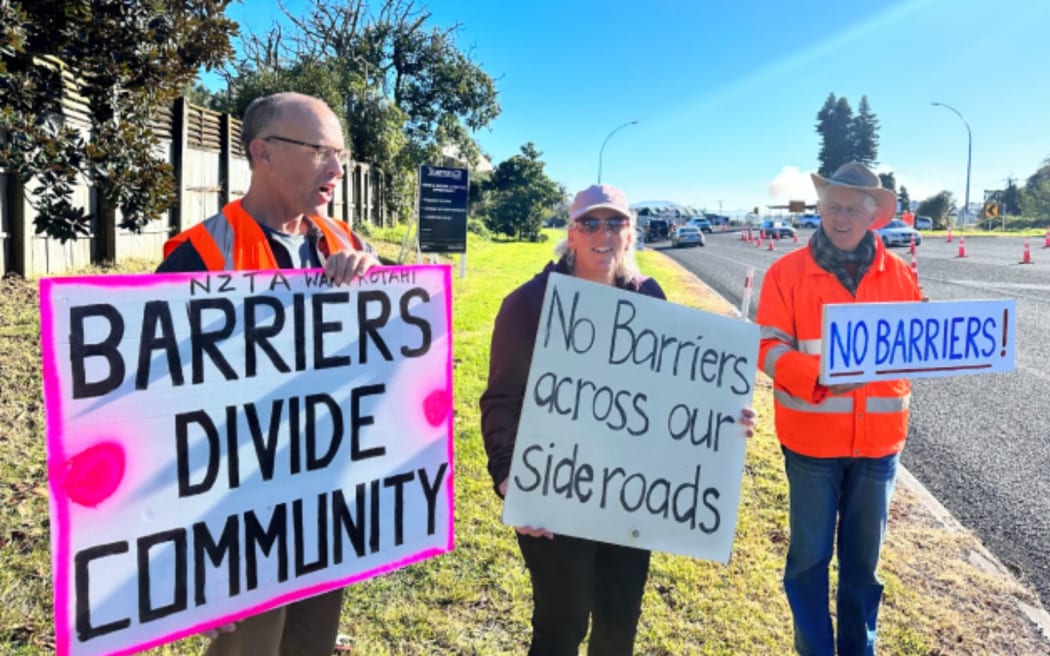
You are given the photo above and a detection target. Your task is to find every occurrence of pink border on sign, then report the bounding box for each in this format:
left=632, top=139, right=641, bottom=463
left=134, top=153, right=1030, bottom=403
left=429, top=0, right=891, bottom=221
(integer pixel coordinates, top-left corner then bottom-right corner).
left=41, top=265, right=456, bottom=656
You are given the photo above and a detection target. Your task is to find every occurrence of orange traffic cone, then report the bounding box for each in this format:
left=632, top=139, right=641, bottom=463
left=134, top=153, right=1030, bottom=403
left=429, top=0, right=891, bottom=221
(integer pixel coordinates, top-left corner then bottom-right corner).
left=957, top=236, right=967, bottom=258
left=793, top=231, right=799, bottom=243
left=947, top=227, right=953, bottom=243
left=740, top=228, right=748, bottom=241
left=909, top=233, right=916, bottom=255
left=910, top=250, right=918, bottom=278
left=1022, top=240, right=1033, bottom=264
left=1043, top=229, right=1049, bottom=248
left=768, top=238, right=775, bottom=251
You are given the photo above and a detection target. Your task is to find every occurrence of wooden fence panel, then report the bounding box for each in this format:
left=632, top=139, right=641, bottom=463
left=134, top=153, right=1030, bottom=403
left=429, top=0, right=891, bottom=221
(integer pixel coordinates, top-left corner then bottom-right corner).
left=1, top=94, right=384, bottom=277
left=24, top=177, right=95, bottom=276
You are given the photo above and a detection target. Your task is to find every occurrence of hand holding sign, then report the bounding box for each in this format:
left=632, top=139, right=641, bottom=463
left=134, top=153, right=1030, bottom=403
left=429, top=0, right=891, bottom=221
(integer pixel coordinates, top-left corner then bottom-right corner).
left=502, top=274, right=760, bottom=563
left=323, top=249, right=380, bottom=285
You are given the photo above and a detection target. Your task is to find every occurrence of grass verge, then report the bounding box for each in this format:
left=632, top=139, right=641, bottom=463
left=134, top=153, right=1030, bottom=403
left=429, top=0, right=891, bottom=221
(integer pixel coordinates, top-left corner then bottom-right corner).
left=0, top=236, right=1046, bottom=655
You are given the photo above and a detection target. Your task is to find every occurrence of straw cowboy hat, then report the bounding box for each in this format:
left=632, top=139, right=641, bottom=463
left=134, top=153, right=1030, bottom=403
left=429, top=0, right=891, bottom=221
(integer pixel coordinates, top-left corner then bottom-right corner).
left=811, top=162, right=897, bottom=230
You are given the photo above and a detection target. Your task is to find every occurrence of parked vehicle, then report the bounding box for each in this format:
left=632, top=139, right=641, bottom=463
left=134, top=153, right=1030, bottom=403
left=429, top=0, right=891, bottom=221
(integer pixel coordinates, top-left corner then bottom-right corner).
left=688, top=217, right=714, bottom=233
left=646, top=218, right=670, bottom=242
left=760, top=219, right=797, bottom=239
left=671, top=225, right=705, bottom=248
left=798, top=213, right=821, bottom=228
left=875, top=219, right=923, bottom=247
left=914, top=215, right=933, bottom=230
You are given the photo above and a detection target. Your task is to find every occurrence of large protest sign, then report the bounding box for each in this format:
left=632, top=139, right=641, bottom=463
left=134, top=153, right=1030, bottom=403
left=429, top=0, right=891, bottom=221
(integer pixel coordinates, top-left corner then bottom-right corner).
left=39, top=265, right=454, bottom=656
left=502, top=274, right=759, bottom=563
left=418, top=165, right=468, bottom=253
left=820, top=299, right=1016, bottom=384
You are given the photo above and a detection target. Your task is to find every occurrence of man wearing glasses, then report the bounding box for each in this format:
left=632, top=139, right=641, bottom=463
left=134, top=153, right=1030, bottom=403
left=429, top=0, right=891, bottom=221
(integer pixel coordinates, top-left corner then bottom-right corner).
left=159, top=91, right=376, bottom=282
left=158, top=92, right=378, bottom=656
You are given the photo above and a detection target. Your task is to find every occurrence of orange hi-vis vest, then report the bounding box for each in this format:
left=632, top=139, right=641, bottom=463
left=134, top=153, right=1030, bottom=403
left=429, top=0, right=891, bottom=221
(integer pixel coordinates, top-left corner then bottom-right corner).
left=163, top=199, right=365, bottom=271
left=756, top=240, right=922, bottom=458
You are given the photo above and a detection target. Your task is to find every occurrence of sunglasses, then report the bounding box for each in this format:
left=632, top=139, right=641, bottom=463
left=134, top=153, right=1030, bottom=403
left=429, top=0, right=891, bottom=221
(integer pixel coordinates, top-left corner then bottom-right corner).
left=574, top=216, right=630, bottom=234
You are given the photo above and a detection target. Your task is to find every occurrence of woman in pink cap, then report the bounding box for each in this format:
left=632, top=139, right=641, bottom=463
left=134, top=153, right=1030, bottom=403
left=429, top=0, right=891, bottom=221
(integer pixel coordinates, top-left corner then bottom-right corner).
left=480, top=183, right=755, bottom=655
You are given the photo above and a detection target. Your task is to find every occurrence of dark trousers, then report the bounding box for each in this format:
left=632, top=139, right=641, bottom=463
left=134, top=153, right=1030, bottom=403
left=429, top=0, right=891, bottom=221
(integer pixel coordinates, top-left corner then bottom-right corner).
left=517, top=533, right=651, bottom=656
left=203, top=588, right=344, bottom=656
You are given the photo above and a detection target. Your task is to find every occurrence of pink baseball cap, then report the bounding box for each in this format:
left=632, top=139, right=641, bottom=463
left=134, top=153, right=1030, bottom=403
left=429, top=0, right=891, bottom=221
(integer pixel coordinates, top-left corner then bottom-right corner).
left=570, top=184, right=632, bottom=222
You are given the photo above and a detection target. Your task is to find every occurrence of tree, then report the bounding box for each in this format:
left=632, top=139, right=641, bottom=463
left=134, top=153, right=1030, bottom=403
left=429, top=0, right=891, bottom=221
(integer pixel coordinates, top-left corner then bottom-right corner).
left=898, top=185, right=911, bottom=209
left=851, top=95, right=879, bottom=167
left=484, top=143, right=561, bottom=240
left=917, top=190, right=956, bottom=229
left=1023, top=179, right=1050, bottom=220
left=878, top=172, right=896, bottom=193
left=0, top=0, right=236, bottom=241
left=815, top=93, right=881, bottom=176
left=999, top=177, right=1023, bottom=216
left=219, top=0, right=500, bottom=221
left=1025, top=157, right=1050, bottom=190
left=816, top=94, right=854, bottom=177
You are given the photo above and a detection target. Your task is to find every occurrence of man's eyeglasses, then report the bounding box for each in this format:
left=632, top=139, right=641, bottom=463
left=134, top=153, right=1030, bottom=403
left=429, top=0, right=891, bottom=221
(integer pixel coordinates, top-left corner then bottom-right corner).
left=263, top=136, right=351, bottom=166
left=574, top=216, right=630, bottom=234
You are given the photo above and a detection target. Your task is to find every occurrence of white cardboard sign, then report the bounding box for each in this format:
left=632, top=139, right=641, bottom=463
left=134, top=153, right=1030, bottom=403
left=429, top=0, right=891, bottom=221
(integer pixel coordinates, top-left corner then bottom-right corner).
left=820, top=299, right=1016, bottom=384
left=502, top=273, right=759, bottom=563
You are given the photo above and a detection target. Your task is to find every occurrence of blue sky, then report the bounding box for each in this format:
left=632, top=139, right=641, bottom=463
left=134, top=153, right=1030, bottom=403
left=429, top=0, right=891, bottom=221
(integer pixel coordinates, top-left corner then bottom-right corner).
left=209, top=0, right=1050, bottom=216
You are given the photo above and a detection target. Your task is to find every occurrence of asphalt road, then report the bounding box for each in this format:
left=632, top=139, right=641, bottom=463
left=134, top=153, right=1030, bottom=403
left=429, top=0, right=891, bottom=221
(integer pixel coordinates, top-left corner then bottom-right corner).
left=658, top=229, right=1050, bottom=607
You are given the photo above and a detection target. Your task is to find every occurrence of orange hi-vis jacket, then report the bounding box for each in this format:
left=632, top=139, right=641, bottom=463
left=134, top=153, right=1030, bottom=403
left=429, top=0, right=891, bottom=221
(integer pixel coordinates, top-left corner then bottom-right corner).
left=163, top=199, right=366, bottom=271
left=756, top=240, right=922, bottom=458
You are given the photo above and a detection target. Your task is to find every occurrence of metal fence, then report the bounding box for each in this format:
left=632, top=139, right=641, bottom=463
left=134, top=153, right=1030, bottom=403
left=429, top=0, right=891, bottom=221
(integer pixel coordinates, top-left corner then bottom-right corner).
left=1, top=95, right=385, bottom=277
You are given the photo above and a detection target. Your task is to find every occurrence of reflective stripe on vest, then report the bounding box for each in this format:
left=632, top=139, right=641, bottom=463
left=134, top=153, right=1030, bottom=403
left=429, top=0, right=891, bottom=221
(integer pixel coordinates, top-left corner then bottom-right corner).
left=773, top=389, right=910, bottom=414
left=164, top=200, right=361, bottom=271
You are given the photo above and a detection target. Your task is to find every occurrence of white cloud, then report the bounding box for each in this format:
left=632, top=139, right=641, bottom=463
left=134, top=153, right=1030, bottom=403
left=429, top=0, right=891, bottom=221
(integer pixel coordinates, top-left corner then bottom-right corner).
left=768, top=166, right=817, bottom=202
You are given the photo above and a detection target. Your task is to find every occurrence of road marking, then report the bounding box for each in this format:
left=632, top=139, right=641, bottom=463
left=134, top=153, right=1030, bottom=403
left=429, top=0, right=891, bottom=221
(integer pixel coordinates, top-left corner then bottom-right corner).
left=946, top=280, right=1050, bottom=291
left=684, top=249, right=773, bottom=272
left=921, top=276, right=1050, bottom=304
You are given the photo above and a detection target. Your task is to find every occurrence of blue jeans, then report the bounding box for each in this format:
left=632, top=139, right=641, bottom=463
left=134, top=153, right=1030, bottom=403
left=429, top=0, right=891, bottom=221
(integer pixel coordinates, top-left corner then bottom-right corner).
left=782, top=448, right=899, bottom=656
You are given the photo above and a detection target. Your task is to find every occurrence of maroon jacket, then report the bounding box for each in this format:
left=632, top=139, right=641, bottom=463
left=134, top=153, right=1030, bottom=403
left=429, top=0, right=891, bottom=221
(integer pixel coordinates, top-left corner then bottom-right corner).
left=479, top=258, right=667, bottom=496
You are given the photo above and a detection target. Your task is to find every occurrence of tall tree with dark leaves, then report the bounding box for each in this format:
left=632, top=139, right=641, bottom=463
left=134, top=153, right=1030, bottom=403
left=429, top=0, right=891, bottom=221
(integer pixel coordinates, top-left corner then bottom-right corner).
left=815, top=93, right=854, bottom=177
left=0, top=0, right=236, bottom=241
left=484, top=143, right=561, bottom=241
left=219, top=0, right=500, bottom=220
left=999, top=177, right=1022, bottom=216
left=898, top=185, right=911, bottom=209
left=917, top=190, right=957, bottom=228
left=851, top=95, right=880, bottom=167
left=878, top=172, right=896, bottom=193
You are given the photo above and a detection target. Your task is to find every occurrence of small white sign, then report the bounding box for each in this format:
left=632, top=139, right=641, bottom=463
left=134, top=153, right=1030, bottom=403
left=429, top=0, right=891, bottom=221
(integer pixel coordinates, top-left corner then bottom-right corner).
left=819, top=299, right=1016, bottom=384
left=502, top=274, right=759, bottom=563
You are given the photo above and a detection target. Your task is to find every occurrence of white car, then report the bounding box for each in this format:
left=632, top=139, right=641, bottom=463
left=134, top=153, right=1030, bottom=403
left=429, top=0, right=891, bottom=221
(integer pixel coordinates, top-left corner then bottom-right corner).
left=876, top=219, right=922, bottom=247
left=670, top=225, right=705, bottom=248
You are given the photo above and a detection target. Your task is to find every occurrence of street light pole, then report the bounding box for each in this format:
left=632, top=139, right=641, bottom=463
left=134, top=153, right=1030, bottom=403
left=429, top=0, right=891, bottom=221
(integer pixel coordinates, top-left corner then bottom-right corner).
left=931, top=102, right=971, bottom=226
left=597, top=120, right=638, bottom=183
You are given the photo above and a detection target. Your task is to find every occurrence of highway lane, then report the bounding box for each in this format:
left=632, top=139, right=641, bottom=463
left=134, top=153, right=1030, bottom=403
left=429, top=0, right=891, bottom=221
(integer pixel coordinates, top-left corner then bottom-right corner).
left=659, top=230, right=1050, bottom=606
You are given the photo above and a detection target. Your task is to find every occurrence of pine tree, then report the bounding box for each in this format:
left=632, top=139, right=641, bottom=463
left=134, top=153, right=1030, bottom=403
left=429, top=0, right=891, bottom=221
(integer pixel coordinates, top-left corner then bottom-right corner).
left=878, top=172, right=896, bottom=192
left=815, top=93, right=854, bottom=176
left=851, top=95, right=880, bottom=167
left=899, top=185, right=911, bottom=209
